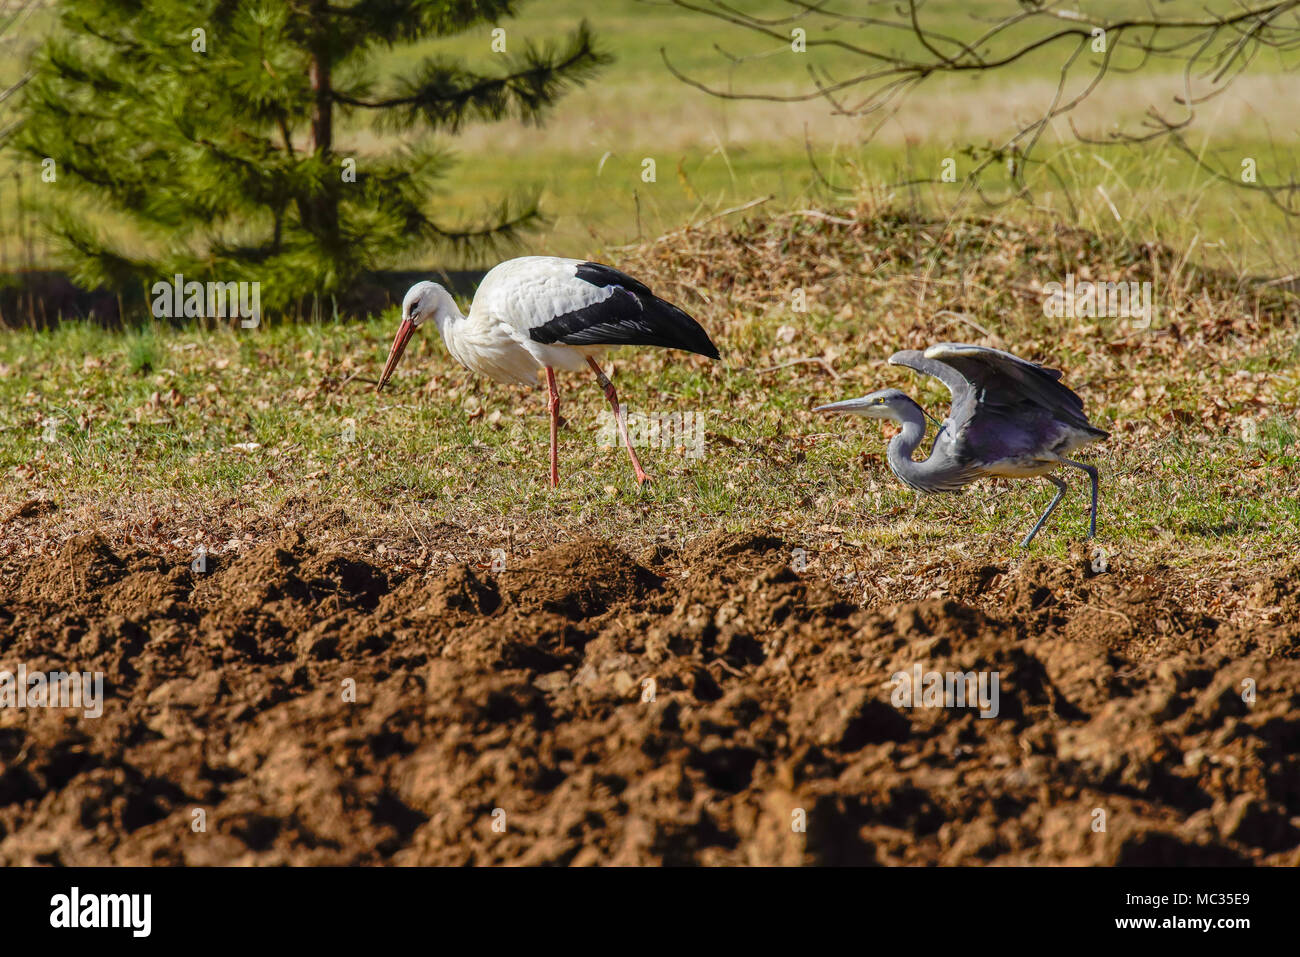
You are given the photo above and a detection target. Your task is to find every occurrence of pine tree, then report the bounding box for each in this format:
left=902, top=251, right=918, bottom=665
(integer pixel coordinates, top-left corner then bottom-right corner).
left=15, top=1, right=608, bottom=313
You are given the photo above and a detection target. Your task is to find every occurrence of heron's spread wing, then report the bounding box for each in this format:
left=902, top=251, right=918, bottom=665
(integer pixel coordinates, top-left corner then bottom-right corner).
left=888, top=349, right=977, bottom=427
left=921, top=343, right=1095, bottom=433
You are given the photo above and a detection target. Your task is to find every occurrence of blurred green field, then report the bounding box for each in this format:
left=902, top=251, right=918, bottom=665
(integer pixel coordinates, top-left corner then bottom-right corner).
left=2, top=1, right=1298, bottom=278
left=373, top=0, right=1300, bottom=273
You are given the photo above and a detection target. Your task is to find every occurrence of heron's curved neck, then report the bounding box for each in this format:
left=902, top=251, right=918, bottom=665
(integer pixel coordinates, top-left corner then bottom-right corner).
left=885, top=399, right=933, bottom=488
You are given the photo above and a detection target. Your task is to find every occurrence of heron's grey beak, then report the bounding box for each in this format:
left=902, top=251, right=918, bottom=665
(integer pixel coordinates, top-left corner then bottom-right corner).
left=814, top=397, right=878, bottom=415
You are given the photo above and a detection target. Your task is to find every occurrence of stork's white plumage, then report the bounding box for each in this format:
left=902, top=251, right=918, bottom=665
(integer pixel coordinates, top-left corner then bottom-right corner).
left=377, top=256, right=719, bottom=488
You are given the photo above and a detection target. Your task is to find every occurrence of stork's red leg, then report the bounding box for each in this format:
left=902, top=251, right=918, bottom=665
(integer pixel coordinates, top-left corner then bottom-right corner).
left=586, top=356, right=649, bottom=486
left=545, top=366, right=560, bottom=489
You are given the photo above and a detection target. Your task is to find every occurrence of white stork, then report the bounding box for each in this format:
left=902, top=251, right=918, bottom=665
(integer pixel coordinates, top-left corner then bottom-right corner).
left=376, top=256, right=720, bottom=488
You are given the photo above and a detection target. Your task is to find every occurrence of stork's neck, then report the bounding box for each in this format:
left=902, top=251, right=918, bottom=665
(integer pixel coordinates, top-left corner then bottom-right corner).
left=432, top=296, right=467, bottom=345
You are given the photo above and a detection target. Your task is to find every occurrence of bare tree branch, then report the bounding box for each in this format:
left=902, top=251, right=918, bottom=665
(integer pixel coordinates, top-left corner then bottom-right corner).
left=657, top=0, right=1300, bottom=213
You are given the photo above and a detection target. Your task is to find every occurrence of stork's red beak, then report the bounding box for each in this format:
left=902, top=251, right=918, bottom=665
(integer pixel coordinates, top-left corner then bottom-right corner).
left=377, top=317, right=416, bottom=392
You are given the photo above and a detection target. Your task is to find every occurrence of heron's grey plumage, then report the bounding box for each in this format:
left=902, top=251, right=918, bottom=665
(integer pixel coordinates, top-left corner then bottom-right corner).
left=817, top=342, right=1109, bottom=546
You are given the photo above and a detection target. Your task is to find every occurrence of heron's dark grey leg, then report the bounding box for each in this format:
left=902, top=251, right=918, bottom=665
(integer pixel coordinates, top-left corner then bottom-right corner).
left=1064, top=458, right=1100, bottom=538
left=1021, top=476, right=1069, bottom=548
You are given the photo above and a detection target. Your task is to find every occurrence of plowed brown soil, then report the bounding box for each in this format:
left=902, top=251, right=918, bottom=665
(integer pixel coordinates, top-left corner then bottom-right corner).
left=1, top=531, right=1297, bottom=865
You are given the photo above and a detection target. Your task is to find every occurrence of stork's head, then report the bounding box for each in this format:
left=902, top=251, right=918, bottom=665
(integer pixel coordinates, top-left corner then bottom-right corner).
left=377, top=282, right=460, bottom=392
left=814, top=388, right=917, bottom=421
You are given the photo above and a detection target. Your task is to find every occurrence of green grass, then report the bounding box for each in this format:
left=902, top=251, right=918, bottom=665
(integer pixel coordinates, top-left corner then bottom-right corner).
left=3, top=206, right=1297, bottom=567
left=0, top=4, right=1297, bottom=568
left=2, top=313, right=1296, bottom=558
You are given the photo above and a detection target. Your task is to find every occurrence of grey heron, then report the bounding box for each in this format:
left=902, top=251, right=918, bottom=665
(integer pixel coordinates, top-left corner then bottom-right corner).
left=815, top=343, right=1109, bottom=547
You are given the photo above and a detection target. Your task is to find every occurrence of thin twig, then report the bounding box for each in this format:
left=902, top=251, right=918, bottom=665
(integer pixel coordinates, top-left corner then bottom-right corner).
left=933, top=309, right=995, bottom=339
left=790, top=209, right=858, bottom=226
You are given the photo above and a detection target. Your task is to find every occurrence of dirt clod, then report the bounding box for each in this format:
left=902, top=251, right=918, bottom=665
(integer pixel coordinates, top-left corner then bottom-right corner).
left=1, top=532, right=1297, bottom=865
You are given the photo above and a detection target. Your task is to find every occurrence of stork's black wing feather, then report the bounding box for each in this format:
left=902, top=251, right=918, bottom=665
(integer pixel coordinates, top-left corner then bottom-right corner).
left=528, top=262, right=720, bottom=360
